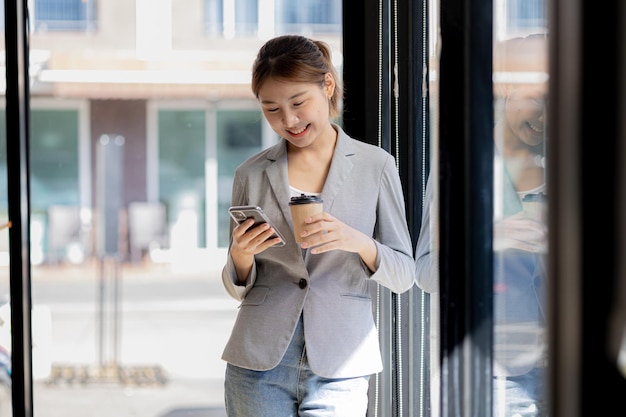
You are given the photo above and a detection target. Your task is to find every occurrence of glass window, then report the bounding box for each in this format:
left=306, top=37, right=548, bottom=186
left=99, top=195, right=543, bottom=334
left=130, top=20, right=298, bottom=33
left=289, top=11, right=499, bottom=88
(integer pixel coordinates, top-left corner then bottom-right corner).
left=2, top=0, right=342, bottom=415
left=0, top=78, right=10, bottom=416
left=30, top=109, right=80, bottom=209
left=495, top=0, right=546, bottom=39
left=158, top=109, right=207, bottom=248
left=33, top=0, right=97, bottom=32
left=416, top=1, right=549, bottom=416
left=204, top=0, right=224, bottom=35
left=204, top=0, right=343, bottom=39
left=0, top=113, right=7, bottom=218
left=275, top=0, right=341, bottom=34
left=507, top=0, right=546, bottom=33
left=30, top=109, right=81, bottom=265
left=204, top=0, right=258, bottom=37
left=216, top=109, right=264, bottom=247
left=235, top=0, right=258, bottom=35
left=493, top=4, right=548, bottom=416
left=414, top=0, right=442, bottom=414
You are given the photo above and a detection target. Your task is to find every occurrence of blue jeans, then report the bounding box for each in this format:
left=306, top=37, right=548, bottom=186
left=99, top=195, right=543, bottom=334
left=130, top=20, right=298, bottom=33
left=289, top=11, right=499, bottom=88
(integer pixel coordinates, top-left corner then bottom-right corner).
left=493, top=368, right=547, bottom=417
left=224, top=315, right=370, bottom=417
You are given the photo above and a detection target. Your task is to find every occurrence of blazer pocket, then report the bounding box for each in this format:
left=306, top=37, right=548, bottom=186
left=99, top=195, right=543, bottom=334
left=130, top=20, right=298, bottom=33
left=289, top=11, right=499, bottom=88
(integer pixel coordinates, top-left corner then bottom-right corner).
left=241, top=286, right=269, bottom=306
left=340, top=293, right=371, bottom=301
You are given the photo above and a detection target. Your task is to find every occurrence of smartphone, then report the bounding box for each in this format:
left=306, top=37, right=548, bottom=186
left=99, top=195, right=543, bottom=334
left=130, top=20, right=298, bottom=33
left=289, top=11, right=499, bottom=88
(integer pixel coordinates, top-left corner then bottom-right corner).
left=228, top=205, right=286, bottom=247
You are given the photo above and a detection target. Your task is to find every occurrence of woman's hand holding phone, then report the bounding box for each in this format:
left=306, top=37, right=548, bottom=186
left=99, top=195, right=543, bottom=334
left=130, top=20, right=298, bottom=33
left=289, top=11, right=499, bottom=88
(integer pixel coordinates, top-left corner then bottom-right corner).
left=229, top=206, right=286, bottom=250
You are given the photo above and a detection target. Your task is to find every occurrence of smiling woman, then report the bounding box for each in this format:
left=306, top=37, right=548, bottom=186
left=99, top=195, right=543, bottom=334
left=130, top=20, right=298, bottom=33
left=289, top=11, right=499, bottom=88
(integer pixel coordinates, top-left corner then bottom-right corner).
left=494, top=81, right=547, bottom=194
left=221, top=34, right=415, bottom=417
left=492, top=33, right=549, bottom=417
left=494, top=35, right=548, bottom=200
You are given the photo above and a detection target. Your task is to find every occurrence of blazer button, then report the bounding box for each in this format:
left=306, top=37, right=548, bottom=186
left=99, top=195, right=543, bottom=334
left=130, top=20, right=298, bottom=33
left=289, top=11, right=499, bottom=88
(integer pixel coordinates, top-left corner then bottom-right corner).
left=299, top=279, right=307, bottom=289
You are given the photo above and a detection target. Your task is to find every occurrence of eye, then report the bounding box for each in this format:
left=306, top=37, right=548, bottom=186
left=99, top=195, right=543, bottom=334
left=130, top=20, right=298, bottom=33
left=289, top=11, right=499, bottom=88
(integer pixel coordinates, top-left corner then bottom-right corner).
left=265, top=107, right=279, bottom=113
left=293, top=101, right=304, bottom=107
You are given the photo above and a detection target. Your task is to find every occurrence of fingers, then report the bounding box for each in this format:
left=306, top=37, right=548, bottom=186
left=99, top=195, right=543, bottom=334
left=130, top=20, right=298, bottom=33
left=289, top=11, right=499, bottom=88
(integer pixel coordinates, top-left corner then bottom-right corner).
left=297, top=213, right=371, bottom=256
left=300, top=214, right=346, bottom=253
left=300, top=213, right=331, bottom=240
left=233, top=220, right=279, bottom=253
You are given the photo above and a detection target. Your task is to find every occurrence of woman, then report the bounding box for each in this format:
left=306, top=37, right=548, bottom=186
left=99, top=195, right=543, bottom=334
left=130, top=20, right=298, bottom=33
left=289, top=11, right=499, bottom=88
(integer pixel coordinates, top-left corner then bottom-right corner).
left=221, top=35, right=415, bottom=417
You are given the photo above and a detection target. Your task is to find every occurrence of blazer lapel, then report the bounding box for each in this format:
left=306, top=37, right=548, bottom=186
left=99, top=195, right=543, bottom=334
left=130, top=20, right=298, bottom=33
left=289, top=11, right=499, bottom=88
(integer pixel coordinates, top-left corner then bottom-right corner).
left=264, top=139, right=292, bottom=224
left=321, top=127, right=355, bottom=212
left=263, top=127, right=356, bottom=222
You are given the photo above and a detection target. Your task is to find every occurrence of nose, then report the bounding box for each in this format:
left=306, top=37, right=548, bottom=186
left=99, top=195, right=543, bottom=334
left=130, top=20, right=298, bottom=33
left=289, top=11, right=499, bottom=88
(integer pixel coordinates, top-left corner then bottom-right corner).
left=282, top=109, right=299, bottom=127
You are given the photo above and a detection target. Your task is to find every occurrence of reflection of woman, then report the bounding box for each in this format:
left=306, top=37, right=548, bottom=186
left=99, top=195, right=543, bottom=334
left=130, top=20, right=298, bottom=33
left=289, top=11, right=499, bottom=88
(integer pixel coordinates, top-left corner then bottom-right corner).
left=415, top=46, right=548, bottom=416
left=493, top=81, right=547, bottom=253
left=492, top=78, right=547, bottom=417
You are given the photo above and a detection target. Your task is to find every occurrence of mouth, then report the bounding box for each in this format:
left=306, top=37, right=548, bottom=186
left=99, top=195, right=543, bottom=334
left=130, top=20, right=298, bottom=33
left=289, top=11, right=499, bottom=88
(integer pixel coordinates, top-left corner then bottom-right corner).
left=287, top=124, right=310, bottom=137
left=527, top=121, right=544, bottom=135
left=523, top=121, right=545, bottom=146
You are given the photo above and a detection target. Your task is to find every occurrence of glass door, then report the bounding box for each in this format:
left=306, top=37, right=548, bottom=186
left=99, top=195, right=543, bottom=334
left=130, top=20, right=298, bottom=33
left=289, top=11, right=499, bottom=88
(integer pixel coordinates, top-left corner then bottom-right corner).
left=0, top=34, right=11, bottom=417
left=492, top=26, right=549, bottom=417
left=0, top=1, right=344, bottom=416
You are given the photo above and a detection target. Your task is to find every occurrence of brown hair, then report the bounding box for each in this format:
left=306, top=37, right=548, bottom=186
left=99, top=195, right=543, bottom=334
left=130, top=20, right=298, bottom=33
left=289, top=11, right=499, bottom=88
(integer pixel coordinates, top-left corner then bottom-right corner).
left=251, top=35, right=343, bottom=119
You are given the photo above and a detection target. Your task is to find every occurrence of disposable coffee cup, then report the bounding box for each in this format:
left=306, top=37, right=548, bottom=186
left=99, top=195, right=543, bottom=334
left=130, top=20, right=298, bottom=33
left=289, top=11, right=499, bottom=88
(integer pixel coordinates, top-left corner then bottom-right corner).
left=289, top=194, right=323, bottom=243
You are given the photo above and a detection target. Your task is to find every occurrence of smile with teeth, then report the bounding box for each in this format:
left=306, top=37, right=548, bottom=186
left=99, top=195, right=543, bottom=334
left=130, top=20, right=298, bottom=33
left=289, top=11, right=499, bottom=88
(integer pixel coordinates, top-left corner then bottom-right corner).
left=528, top=122, right=543, bottom=133
left=288, top=124, right=309, bottom=135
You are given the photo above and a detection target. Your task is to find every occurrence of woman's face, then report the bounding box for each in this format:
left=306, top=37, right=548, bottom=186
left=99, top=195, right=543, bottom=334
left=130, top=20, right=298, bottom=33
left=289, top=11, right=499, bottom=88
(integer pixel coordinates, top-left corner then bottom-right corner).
left=504, top=84, right=547, bottom=147
left=257, top=75, right=334, bottom=149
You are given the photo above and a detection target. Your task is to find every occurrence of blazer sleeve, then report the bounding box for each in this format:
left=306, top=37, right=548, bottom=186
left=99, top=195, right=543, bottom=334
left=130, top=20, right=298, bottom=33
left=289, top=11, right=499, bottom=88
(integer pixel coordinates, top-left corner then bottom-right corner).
left=414, top=174, right=439, bottom=293
left=222, top=256, right=257, bottom=301
left=369, top=155, right=416, bottom=294
left=220, top=169, right=258, bottom=301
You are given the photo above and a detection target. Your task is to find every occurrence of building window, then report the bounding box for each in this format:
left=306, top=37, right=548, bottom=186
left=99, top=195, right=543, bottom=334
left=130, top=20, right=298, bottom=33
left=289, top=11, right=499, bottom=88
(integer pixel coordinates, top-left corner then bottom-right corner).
left=204, top=0, right=224, bottom=36
left=505, top=0, right=546, bottom=37
left=216, top=109, right=263, bottom=247
left=275, top=0, right=341, bottom=35
left=204, top=0, right=258, bottom=38
left=33, top=0, right=97, bottom=32
left=158, top=109, right=207, bottom=248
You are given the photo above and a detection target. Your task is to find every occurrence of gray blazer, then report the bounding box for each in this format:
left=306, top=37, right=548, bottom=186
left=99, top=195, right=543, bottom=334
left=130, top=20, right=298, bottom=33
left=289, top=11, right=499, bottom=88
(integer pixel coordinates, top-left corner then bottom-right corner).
left=221, top=125, right=415, bottom=379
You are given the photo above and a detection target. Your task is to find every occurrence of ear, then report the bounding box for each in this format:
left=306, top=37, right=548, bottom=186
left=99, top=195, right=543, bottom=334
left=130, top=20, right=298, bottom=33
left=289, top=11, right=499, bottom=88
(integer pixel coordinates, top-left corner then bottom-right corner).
left=324, top=73, right=335, bottom=98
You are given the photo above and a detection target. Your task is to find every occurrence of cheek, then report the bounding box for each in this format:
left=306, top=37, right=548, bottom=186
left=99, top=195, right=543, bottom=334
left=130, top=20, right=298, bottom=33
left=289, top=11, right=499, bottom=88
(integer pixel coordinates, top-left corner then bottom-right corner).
left=505, top=104, right=525, bottom=127
left=315, top=97, right=331, bottom=117
left=262, top=111, right=280, bottom=125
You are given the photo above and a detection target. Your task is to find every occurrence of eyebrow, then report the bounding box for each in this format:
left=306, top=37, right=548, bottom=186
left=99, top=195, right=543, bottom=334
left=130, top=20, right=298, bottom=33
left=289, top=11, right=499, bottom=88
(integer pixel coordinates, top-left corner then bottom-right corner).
left=260, top=90, right=307, bottom=105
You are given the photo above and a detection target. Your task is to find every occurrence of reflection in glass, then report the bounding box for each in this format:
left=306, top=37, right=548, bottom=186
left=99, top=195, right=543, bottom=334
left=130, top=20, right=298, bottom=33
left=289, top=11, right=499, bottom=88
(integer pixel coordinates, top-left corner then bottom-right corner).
left=415, top=5, right=549, bottom=417
left=0, top=19, right=11, bottom=415
left=413, top=0, right=441, bottom=415
left=493, top=33, right=548, bottom=417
